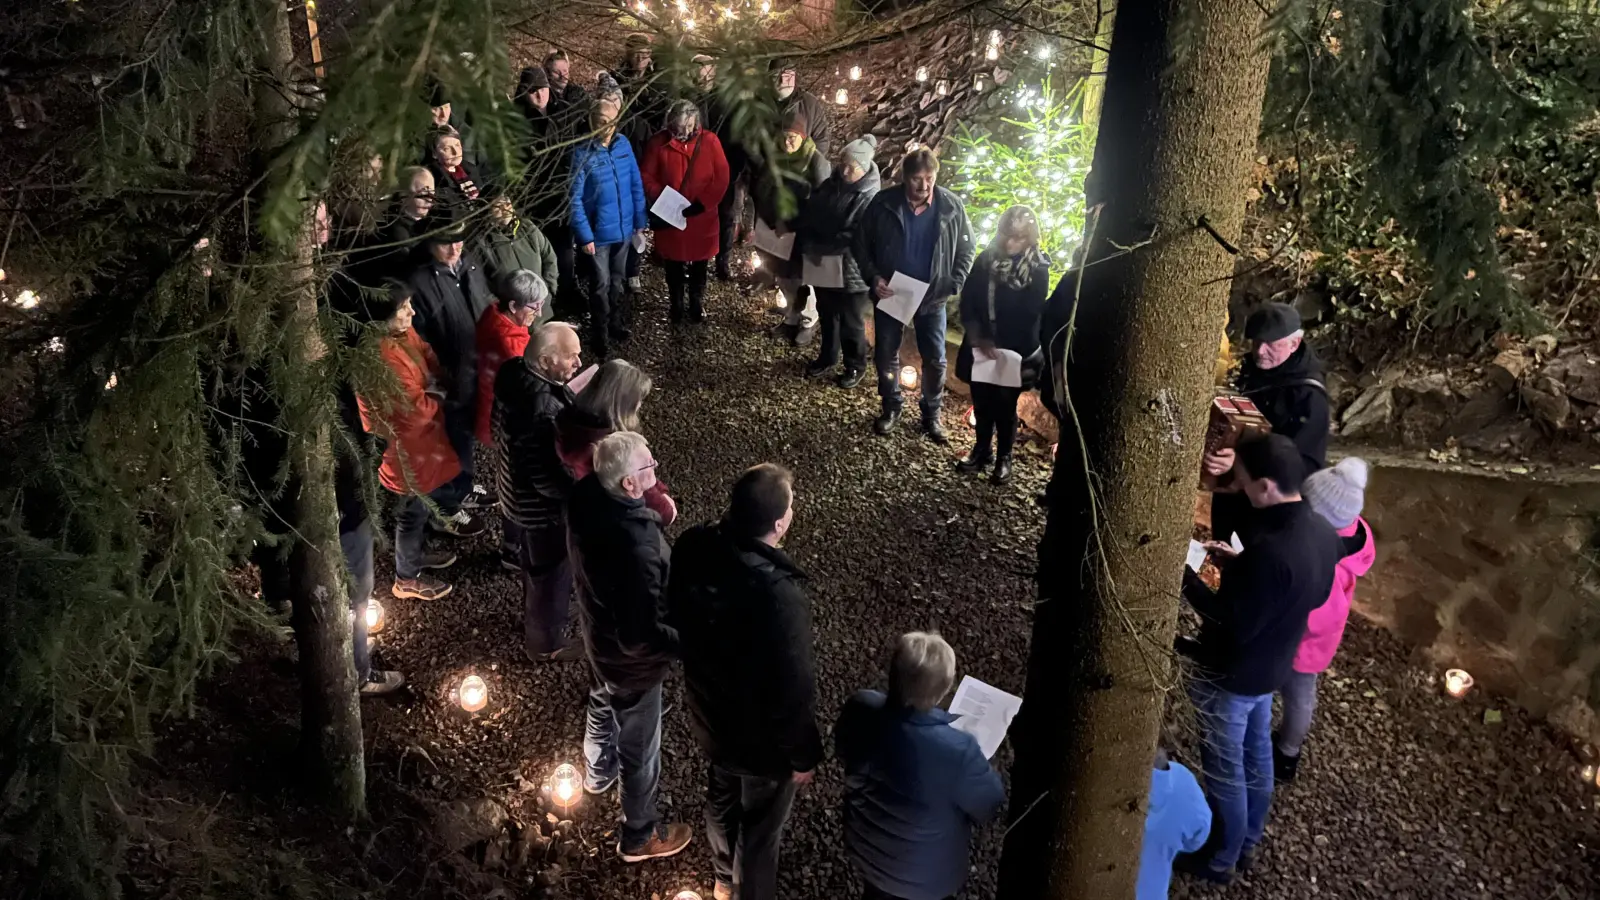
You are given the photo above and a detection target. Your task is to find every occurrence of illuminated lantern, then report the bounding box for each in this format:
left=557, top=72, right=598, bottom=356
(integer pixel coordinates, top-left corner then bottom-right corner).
left=935, top=79, right=949, bottom=97
left=683, top=16, right=695, bottom=29
left=849, top=65, right=862, bottom=80
left=1582, top=764, right=1597, bottom=786
left=985, top=45, right=999, bottom=61
left=16, top=289, right=39, bottom=309
left=898, top=365, right=918, bottom=389
left=760, top=0, right=770, bottom=12
left=552, top=763, right=581, bottom=809
left=835, top=88, right=848, bottom=105
left=364, top=599, right=385, bottom=634
left=1443, top=669, right=1473, bottom=699
left=673, top=892, right=704, bottom=900
left=774, top=290, right=788, bottom=309
left=974, top=73, right=986, bottom=91
left=458, top=675, right=488, bottom=712
left=915, top=66, right=929, bottom=82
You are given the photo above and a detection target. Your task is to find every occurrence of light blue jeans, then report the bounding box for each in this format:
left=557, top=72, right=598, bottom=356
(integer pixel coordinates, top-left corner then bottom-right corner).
left=1191, top=680, right=1275, bottom=870
left=584, top=679, right=664, bottom=850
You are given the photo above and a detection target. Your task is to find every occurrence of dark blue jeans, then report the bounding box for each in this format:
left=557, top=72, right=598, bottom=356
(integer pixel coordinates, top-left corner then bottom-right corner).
left=520, top=528, right=572, bottom=656
left=340, top=519, right=375, bottom=680
left=874, top=302, right=947, bottom=419
left=1191, top=680, right=1275, bottom=870
left=584, top=678, right=663, bottom=849
left=444, top=404, right=475, bottom=484
left=392, top=475, right=469, bottom=580
left=705, top=764, right=798, bottom=900
left=585, top=242, right=630, bottom=355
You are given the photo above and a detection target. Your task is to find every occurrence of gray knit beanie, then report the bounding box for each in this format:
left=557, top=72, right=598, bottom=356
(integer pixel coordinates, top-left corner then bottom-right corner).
left=1303, top=457, right=1369, bottom=529
left=843, top=134, right=878, bottom=172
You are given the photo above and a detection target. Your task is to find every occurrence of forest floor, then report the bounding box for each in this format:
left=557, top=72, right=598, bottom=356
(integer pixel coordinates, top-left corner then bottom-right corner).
left=132, top=270, right=1600, bottom=900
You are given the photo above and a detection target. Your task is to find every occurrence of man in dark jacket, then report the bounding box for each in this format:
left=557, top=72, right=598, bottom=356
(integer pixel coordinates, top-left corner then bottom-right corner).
left=771, top=58, right=831, bottom=157
left=494, top=322, right=584, bottom=661
left=798, top=135, right=881, bottom=388
left=567, top=431, right=693, bottom=863
left=668, top=464, right=821, bottom=900
left=1178, top=433, right=1339, bottom=884
left=518, top=64, right=581, bottom=311
left=408, top=220, right=495, bottom=511
left=697, top=55, right=748, bottom=282
left=853, top=148, right=977, bottom=443
left=1204, top=302, right=1331, bottom=545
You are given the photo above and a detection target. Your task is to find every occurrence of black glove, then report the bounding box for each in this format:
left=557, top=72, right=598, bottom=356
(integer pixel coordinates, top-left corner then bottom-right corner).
left=683, top=201, right=706, bottom=217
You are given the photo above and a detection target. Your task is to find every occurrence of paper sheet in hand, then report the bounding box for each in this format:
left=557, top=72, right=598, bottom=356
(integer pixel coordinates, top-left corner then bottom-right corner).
left=947, top=676, right=1023, bottom=760
left=630, top=231, right=647, bottom=252
left=970, top=347, right=1024, bottom=388
left=567, top=364, right=599, bottom=394
left=752, top=219, right=795, bottom=260
left=650, top=186, right=691, bottom=230
left=1186, top=539, right=1208, bottom=573
left=875, top=272, right=930, bottom=325
left=1229, top=532, right=1244, bottom=554
left=802, top=254, right=845, bottom=289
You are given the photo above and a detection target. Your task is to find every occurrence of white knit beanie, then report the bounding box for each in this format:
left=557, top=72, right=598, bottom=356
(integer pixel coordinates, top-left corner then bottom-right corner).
left=1303, top=457, right=1369, bottom=529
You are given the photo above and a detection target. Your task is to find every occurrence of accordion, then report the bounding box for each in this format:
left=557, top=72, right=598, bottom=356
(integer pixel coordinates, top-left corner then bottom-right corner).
left=1202, top=394, right=1272, bottom=490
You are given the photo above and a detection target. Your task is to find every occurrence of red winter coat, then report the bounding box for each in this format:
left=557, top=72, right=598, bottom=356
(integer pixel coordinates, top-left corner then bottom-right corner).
left=474, top=305, right=531, bottom=446
left=358, top=328, right=462, bottom=496
left=640, top=129, right=730, bottom=263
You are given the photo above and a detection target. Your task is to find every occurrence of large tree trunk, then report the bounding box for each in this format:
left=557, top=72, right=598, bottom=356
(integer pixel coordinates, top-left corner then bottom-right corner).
left=254, top=0, right=367, bottom=818
left=997, top=3, right=1270, bottom=898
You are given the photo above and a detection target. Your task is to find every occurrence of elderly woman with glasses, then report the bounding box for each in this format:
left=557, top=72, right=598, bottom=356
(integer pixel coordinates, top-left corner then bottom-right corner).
left=835, top=632, right=1006, bottom=900
left=640, top=99, right=730, bottom=323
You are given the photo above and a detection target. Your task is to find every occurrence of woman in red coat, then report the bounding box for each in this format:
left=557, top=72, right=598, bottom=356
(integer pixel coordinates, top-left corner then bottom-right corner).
left=640, top=99, right=729, bottom=323
left=474, top=269, right=549, bottom=446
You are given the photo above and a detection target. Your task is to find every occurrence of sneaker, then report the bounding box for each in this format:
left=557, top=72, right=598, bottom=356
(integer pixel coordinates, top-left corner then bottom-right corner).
left=500, top=552, right=522, bottom=573
left=804, top=360, right=836, bottom=379
left=359, top=669, right=406, bottom=697
left=955, top=452, right=992, bottom=474
left=837, top=368, right=864, bottom=389
left=627, top=276, right=642, bottom=293
left=1237, top=844, right=1260, bottom=873
left=619, top=823, right=693, bottom=863
left=1273, top=741, right=1301, bottom=784
left=873, top=408, right=902, bottom=436
left=584, top=772, right=620, bottom=795
left=420, top=549, right=458, bottom=571
left=793, top=324, right=817, bottom=347
left=431, top=509, right=486, bottom=538
left=462, top=484, right=496, bottom=510
left=392, top=575, right=452, bottom=600
left=922, top=417, right=949, bottom=446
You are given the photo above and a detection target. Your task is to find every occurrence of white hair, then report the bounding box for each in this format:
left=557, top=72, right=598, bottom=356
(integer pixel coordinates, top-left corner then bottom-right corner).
left=593, top=431, right=649, bottom=497
left=498, top=269, right=549, bottom=313
left=888, top=631, right=957, bottom=711
left=528, top=320, right=577, bottom=363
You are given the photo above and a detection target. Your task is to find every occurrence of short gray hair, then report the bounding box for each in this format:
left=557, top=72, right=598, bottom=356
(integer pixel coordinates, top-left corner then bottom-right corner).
left=497, top=269, right=549, bottom=314
left=528, top=320, right=577, bottom=363
left=593, top=431, right=649, bottom=497
left=888, top=631, right=956, bottom=711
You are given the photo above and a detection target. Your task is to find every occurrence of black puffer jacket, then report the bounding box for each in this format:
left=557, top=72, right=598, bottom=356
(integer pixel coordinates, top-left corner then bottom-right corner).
left=853, top=184, right=977, bottom=305
left=668, top=522, right=823, bottom=777
left=568, top=474, right=677, bottom=692
left=407, top=253, right=493, bottom=412
left=954, top=250, right=1050, bottom=387
left=493, top=359, right=574, bottom=533
left=797, top=163, right=881, bottom=293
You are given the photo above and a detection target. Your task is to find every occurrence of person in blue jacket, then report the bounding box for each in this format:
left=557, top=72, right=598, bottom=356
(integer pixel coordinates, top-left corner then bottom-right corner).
left=835, top=632, right=1005, bottom=900
left=570, top=98, right=648, bottom=361
left=1139, top=747, right=1213, bottom=900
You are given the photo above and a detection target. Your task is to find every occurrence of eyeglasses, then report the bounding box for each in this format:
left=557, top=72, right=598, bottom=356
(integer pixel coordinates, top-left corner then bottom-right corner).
left=632, top=460, right=659, bottom=475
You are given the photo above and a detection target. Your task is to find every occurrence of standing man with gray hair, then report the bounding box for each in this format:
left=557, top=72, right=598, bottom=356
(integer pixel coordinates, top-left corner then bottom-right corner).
left=669, top=464, right=819, bottom=900
left=567, top=431, right=693, bottom=862
left=835, top=632, right=1005, bottom=900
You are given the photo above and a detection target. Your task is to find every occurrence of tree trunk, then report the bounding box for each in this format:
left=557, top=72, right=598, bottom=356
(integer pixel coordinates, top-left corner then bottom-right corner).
left=254, top=0, right=367, bottom=818
left=1079, top=0, right=1116, bottom=131
left=997, top=3, right=1269, bottom=898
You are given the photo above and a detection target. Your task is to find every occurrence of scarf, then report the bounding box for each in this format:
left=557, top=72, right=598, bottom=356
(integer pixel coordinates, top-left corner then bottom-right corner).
left=989, top=247, right=1047, bottom=291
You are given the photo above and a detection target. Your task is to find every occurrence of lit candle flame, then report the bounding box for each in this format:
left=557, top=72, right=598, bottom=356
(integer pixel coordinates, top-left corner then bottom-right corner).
left=849, top=65, right=861, bottom=80
left=1443, top=668, right=1473, bottom=699
left=898, top=365, right=918, bottom=389
left=552, top=762, right=580, bottom=807
left=749, top=251, right=762, bottom=269
left=835, top=88, right=848, bottom=105
left=364, top=599, right=385, bottom=634
left=915, top=66, right=928, bottom=82
left=459, top=674, right=488, bottom=711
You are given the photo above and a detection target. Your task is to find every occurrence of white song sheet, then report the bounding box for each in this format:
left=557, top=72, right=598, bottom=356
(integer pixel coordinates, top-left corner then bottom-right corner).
left=567, top=364, right=599, bottom=394
left=1186, top=539, right=1208, bottom=573
left=947, top=676, right=1023, bottom=760
left=752, top=218, right=796, bottom=260
left=650, top=186, right=691, bottom=230
left=875, top=272, right=930, bottom=325
left=970, top=346, right=1024, bottom=388
left=802, top=253, right=845, bottom=289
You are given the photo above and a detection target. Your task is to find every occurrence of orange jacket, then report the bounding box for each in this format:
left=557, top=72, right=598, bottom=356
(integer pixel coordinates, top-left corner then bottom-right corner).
left=474, top=305, right=531, bottom=446
left=358, top=328, right=462, bottom=496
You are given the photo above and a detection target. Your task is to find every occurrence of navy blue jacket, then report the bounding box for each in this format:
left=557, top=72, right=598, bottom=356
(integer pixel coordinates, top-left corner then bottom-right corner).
left=835, top=690, right=1005, bottom=900
left=569, top=135, right=648, bottom=247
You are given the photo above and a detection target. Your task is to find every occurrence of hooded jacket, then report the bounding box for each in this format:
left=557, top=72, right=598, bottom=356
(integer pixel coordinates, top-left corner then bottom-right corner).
left=1137, top=761, right=1212, bottom=900
left=1237, top=341, right=1331, bottom=474
left=778, top=88, right=832, bottom=157
left=357, top=327, right=463, bottom=496
left=473, top=305, right=532, bottom=446
left=475, top=217, right=559, bottom=290
left=570, top=134, right=649, bottom=248
left=407, top=253, right=493, bottom=412
left=668, top=522, right=823, bottom=777
left=554, top=405, right=678, bottom=527
left=567, top=473, right=677, bottom=692
left=640, top=128, right=731, bottom=263
left=1293, top=517, right=1375, bottom=674
left=853, top=183, right=977, bottom=306
left=752, top=138, right=831, bottom=279
left=492, top=358, right=574, bottom=534
left=797, top=163, right=882, bottom=293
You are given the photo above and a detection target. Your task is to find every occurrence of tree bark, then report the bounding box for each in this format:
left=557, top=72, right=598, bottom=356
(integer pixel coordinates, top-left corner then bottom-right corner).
left=254, top=0, right=367, bottom=818
left=997, top=4, right=1269, bottom=898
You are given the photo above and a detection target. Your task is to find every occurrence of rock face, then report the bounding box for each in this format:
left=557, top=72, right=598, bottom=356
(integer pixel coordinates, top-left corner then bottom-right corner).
left=432, top=797, right=510, bottom=852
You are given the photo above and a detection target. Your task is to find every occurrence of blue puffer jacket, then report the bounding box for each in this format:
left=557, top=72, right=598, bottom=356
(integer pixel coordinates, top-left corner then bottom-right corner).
left=570, top=135, right=648, bottom=247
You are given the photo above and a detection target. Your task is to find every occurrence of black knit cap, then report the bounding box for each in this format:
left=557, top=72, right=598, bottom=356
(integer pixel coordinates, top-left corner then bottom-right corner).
left=518, top=66, right=549, bottom=92
left=428, top=79, right=450, bottom=108
left=1236, top=433, right=1307, bottom=495
left=426, top=214, right=468, bottom=245
left=1244, top=302, right=1302, bottom=343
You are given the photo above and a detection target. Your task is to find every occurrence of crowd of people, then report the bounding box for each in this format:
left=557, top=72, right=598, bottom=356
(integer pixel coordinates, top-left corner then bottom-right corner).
left=298, top=29, right=1382, bottom=899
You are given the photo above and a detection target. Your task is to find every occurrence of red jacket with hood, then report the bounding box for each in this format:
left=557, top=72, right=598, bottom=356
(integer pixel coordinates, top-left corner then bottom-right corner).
left=640, top=129, right=730, bottom=263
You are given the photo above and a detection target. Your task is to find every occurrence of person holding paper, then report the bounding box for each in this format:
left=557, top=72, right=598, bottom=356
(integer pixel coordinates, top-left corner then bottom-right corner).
left=641, top=100, right=730, bottom=324
left=797, top=134, right=882, bottom=388
left=493, top=322, right=585, bottom=662
left=953, top=205, right=1050, bottom=484
left=668, top=464, right=821, bottom=900
left=570, top=100, right=649, bottom=361
left=752, top=110, right=831, bottom=345
left=835, top=632, right=1005, bottom=900
left=1175, top=434, right=1339, bottom=884
left=853, top=148, right=977, bottom=442
left=555, top=359, right=678, bottom=527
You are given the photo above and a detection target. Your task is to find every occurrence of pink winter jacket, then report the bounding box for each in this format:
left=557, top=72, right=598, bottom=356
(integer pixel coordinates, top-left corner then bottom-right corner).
left=1293, top=516, right=1376, bottom=674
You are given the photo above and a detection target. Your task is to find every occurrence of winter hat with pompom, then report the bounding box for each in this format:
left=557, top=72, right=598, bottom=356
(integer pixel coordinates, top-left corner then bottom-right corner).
left=843, top=134, right=878, bottom=172
left=1303, top=457, right=1369, bottom=529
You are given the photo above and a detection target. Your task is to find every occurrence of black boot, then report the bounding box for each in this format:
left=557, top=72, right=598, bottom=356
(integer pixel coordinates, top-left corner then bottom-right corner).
left=873, top=408, right=902, bottom=436
left=1273, top=739, right=1301, bottom=785
left=922, top=416, right=949, bottom=446
left=990, top=456, right=1014, bottom=485
left=955, top=450, right=991, bottom=474
left=668, top=289, right=685, bottom=324
left=689, top=265, right=708, bottom=322
left=714, top=251, right=732, bottom=281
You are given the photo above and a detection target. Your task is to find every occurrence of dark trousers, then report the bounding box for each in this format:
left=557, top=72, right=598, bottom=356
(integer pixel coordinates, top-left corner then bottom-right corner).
left=340, top=519, right=375, bottom=680
left=502, top=517, right=524, bottom=563
left=541, top=222, right=580, bottom=312
left=584, top=679, right=664, bottom=849
left=519, top=528, right=572, bottom=656
left=874, top=302, right=948, bottom=419
left=814, top=288, right=869, bottom=370
left=443, top=404, right=475, bottom=484
left=862, top=887, right=951, bottom=900
left=970, top=381, right=1024, bottom=460
left=704, top=764, right=798, bottom=900
left=584, top=242, right=630, bottom=357
left=392, top=475, right=468, bottom=579
left=716, top=178, right=746, bottom=272
left=664, top=259, right=709, bottom=316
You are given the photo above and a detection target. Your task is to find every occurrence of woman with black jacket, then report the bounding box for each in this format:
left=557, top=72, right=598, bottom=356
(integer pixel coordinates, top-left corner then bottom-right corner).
left=796, top=134, right=882, bottom=387
left=954, top=206, right=1050, bottom=484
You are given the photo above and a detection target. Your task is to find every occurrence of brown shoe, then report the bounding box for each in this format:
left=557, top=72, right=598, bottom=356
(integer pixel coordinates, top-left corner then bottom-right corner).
left=714, top=883, right=732, bottom=900
left=619, top=822, right=693, bottom=863
left=392, top=575, right=452, bottom=600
